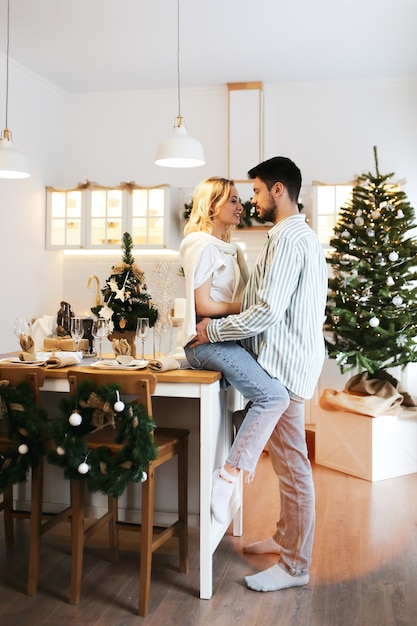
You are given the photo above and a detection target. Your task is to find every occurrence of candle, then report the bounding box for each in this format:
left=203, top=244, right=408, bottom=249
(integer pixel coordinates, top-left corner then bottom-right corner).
left=174, top=298, right=186, bottom=319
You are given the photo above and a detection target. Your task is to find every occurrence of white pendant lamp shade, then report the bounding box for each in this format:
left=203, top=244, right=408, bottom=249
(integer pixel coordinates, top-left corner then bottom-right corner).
left=155, top=116, right=205, bottom=168
left=0, top=129, right=30, bottom=178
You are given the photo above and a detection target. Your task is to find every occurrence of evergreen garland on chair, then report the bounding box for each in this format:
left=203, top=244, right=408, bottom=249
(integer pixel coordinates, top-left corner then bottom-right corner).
left=0, top=380, right=48, bottom=492
left=47, top=380, right=158, bottom=498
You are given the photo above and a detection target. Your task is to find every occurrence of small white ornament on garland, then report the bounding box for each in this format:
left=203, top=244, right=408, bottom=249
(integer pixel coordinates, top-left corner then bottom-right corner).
left=18, top=443, right=29, bottom=455
left=78, top=457, right=90, bottom=475
left=141, top=471, right=148, bottom=482
left=386, top=276, right=395, bottom=286
left=392, top=295, right=403, bottom=307
left=389, top=251, right=399, bottom=262
left=369, top=316, right=380, bottom=328
left=114, top=390, right=125, bottom=413
left=69, top=410, right=83, bottom=427
left=56, top=445, right=65, bottom=456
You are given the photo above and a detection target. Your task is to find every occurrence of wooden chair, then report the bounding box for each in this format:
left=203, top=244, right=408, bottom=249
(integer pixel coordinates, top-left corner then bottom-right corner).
left=67, top=368, right=189, bottom=616
left=0, top=365, right=49, bottom=595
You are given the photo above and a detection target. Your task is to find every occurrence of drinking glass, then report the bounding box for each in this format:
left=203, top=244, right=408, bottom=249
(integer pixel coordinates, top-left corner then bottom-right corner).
left=70, top=317, right=84, bottom=351
left=136, top=318, right=150, bottom=362
left=92, top=318, right=109, bottom=361
left=14, top=317, right=32, bottom=340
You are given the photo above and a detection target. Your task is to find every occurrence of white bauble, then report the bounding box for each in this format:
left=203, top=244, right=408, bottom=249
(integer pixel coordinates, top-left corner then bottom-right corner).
left=18, top=443, right=29, bottom=455
left=77, top=462, right=90, bottom=475
left=56, top=446, right=65, bottom=456
left=389, top=251, right=399, bottom=262
left=369, top=317, right=380, bottom=328
left=69, top=411, right=82, bottom=426
left=392, top=296, right=403, bottom=307
left=141, top=471, right=148, bottom=482
left=114, top=400, right=125, bottom=412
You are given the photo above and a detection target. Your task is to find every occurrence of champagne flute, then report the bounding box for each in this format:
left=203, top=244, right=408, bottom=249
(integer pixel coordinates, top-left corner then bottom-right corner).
left=70, top=317, right=84, bottom=352
left=136, top=318, right=150, bottom=362
left=14, top=317, right=32, bottom=343
left=92, top=318, right=109, bottom=361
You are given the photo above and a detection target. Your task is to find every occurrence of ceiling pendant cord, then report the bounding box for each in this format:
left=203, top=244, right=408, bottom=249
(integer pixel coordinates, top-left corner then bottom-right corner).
left=0, top=0, right=30, bottom=179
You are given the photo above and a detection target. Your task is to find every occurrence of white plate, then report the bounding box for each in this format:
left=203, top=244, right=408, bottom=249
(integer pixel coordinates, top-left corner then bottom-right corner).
left=90, top=359, right=149, bottom=370
left=0, top=357, right=47, bottom=365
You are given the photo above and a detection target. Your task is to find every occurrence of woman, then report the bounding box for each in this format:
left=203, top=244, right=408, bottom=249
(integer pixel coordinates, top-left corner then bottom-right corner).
left=178, top=177, right=290, bottom=524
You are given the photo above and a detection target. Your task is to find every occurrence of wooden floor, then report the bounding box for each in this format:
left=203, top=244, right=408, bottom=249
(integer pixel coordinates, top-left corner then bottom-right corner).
left=1, top=449, right=417, bottom=625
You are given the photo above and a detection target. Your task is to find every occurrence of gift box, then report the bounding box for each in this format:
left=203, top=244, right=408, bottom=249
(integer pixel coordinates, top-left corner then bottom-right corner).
left=316, top=406, right=417, bottom=481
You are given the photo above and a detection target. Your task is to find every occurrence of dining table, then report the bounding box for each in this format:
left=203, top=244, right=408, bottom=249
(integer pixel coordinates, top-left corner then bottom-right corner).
left=2, top=355, right=244, bottom=600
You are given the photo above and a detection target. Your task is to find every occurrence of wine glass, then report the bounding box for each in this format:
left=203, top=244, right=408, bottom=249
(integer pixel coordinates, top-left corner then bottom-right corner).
left=92, top=318, right=109, bottom=361
left=136, top=318, right=150, bottom=362
left=14, top=317, right=32, bottom=342
left=70, top=317, right=84, bottom=352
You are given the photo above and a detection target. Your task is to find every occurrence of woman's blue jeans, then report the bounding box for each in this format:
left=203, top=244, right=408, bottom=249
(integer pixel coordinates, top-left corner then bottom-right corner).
left=186, top=341, right=315, bottom=575
left=185, top=341, right=290, bottom=474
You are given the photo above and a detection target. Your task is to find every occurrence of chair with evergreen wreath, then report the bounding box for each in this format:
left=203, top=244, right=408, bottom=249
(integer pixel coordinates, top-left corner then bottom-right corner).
left=0, top=365, right=47, bottom=596
left=66, top=368, right=189, bottom=616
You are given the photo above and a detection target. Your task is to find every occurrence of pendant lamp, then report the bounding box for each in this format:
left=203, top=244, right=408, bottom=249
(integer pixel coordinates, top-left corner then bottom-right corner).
left=155, top=0, right=205, bottom=168
left=0, top=0, right=30, bottom=179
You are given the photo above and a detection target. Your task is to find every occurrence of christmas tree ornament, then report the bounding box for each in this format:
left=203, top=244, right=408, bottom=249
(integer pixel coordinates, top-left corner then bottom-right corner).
left=69, top=410, right=82, bottom=426
left=386, top=276, right=395, bottom=286
left=56, top=445, right=65, bottom=456
left=354, top=216, right=364, bottom=226
left=392, top=295, right=403, bottom=307
left=341, top=230, right=350, bottom=239
left=18, top=443, right=29, bottom=455
left=114, top=390, right=125, bottom=413
left=389, top=251, right=399, bottom=262
left=396, top=209, right=404, bottom=218
left=371, top=209, right=381, bottom=220
left=77, top=461, right=90, bottom=475
left=369, top=317, right=380, bottom=328
left=366, top=228, right=375, bottom=237
left=141, top=471, right=148, bottom=482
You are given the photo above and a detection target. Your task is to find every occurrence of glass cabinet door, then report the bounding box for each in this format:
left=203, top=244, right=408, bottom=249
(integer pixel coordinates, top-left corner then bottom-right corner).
left=131, top=187, right=165, bottom=246
left=46, top=188, right=84, bottom=249
left=87, top=188, right=125, bottom=247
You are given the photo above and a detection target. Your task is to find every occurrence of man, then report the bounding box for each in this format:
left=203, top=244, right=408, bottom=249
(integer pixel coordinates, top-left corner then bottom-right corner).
left=189, top=156, right=328, bottom=592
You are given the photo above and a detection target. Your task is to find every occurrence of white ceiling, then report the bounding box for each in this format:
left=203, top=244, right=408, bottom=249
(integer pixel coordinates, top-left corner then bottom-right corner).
left=1, top=0, right=416, bottom=94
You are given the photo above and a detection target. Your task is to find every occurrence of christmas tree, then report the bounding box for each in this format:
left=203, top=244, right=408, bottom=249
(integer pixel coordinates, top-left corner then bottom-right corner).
left=91, top=232, right=158, bottom=333
left=325, top=147, right=417, bottom=376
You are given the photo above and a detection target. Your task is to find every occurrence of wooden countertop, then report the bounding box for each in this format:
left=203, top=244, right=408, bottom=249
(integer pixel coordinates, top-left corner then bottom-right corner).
left=0, top=354, right=222, bottom=385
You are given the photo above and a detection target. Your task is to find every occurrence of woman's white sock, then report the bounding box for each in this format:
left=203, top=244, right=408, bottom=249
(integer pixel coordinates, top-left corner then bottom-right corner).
left=211, top=466, right=238, bottom=524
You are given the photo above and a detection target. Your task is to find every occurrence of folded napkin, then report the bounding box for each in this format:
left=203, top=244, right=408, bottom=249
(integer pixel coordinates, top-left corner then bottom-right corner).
left=148, top=356, right=180, bottom=372
left=112, top=338, right=131, bottom=356
left=44, top=353, right=83, bottom=369
left=43, top=337, right=89, bottom=352
left=19, top=334, right=36, bottom=361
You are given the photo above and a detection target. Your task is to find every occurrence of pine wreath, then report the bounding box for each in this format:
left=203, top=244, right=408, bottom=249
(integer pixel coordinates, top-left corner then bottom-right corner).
left=0, top=380, right=48, bottom=492
left=47, top=379, right=158, bottom=498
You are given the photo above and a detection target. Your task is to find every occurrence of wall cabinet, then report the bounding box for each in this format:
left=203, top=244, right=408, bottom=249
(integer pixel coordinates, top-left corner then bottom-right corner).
left=46, top=183, right=180, bottom=250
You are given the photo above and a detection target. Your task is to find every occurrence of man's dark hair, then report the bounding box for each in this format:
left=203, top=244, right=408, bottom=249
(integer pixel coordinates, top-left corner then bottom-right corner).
left=248, top=156, right=302, bottom=203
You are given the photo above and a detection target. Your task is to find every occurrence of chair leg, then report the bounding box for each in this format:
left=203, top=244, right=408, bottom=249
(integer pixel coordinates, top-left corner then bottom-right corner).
left=138, top=464, right=155, bottom=617
left=178, top=439, right=189, bottom=573
left=27, top=460, right=44, bottom=595
left=2, top=483, right=14, bottom=548
left=69, top=480, right=85, bottom=605
left=108, top=496, right=119, bottom=563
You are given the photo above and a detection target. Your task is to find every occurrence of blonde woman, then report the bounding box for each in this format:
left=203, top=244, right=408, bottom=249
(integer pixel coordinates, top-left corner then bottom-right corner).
left=178, top=177, right=290, bottom=524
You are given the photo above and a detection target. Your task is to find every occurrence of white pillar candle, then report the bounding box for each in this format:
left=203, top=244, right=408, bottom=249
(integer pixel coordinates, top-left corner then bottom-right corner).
left=174, top=298, right=186, bottom=319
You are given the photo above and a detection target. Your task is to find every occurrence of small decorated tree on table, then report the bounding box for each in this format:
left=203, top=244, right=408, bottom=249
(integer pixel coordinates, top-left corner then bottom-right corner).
left=91, top=233, right=158, bottom=354
left=325, top=147, right=417, bottom=379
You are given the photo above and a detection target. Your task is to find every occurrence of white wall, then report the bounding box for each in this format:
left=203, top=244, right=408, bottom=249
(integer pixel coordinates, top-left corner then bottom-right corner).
left=0, top=59, right=69, bottom=352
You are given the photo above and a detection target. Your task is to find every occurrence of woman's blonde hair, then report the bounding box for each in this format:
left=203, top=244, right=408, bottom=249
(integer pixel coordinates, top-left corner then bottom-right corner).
left=183, top=177, right=235, bottom=242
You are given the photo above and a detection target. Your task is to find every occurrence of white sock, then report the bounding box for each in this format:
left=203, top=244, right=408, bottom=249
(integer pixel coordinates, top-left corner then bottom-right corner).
left=211, top=466, right=238, bottom=524
left=243, top=537, right=282, bottom=555
left=245, top=564, right=309, bottom=592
